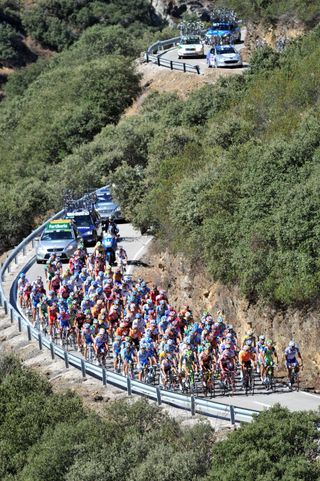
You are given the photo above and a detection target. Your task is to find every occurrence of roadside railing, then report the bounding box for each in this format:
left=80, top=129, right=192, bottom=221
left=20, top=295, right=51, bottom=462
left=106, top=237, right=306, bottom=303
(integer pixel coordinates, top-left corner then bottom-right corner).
left=0, top=209, right=259, bottom=424
left=145, top=37, right=201, bottom=74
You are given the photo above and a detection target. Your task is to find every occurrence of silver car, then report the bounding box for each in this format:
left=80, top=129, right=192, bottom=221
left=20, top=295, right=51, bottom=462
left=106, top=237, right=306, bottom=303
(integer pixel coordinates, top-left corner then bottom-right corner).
left=95, top=188, right=123, bottom=221
left=207, top=45, right=242, bottom=68
left=36, top=220, right=79, bottom=263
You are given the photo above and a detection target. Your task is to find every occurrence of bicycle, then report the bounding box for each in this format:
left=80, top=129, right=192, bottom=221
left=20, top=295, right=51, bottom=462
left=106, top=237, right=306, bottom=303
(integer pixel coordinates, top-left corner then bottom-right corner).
left=264, top=363, right=276, bottom=391
left=220, top=369, right=235, bottom=395
left=242, top=365, right=254, bottom=396
left=201, top=369, right=215, bottom=398
left=288, top=364, right=301, bottom=391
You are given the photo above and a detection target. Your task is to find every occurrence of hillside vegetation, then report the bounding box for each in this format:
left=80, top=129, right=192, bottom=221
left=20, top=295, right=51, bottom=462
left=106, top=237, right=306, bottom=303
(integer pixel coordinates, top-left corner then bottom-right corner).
left=0, top=2, right=176, bottom=250
left=216, top=0, right=320, bottom=26
left=47, top=26, right=320, bottom=307
left=0, top=356, right=319, bottom=481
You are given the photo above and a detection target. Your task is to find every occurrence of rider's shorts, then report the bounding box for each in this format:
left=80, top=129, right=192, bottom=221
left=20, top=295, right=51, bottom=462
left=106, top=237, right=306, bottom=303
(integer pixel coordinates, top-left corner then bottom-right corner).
left=286, top=358, right=298, bottom=368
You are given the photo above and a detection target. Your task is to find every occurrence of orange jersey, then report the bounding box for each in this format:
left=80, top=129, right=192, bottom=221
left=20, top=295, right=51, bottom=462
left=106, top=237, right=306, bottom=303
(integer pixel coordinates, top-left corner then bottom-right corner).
left=239, top=350, right=255, bottom=364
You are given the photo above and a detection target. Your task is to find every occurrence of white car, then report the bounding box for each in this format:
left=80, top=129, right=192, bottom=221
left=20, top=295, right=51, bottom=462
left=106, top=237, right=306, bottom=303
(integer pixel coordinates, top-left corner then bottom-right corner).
left=178, top=36, right=204, bottom=59
left=207, top=45, right=242, bottom=68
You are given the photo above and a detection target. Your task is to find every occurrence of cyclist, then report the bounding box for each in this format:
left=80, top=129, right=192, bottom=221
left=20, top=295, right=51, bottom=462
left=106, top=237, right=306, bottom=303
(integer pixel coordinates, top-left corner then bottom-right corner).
left=112, top=335, right=122, bottom=371
left=18, top=273, right=28, bottom=307
left=199, top=345, right=215, bottom=391
left=239, top=345, right=255, bottom=388
left=285, top=341, right=303, bottom=387
left=256, top=335, right=267, bottom=379
left=181, top=341, right=197, bottom=390
left=137, top=344, right=152, bottom=381
left=82, top=323, right=95, bottom=361
left=93, top=328, right=109, bottom=367
left=116, top=245, right=128, bottom=273
left=260, top=339, right=278, bottom=385
left=121, top=341, right=137, bottom=377
left=242, top=329, right=256, bottom=348
left=160, top=349, right=176, bottom=389
left=218, top=343, right=236, bottom=393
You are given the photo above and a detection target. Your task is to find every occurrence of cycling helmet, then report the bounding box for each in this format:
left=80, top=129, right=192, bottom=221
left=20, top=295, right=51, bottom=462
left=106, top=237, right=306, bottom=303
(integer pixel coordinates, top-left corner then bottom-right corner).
left=20, top=273, right=26, bottom=278
left=266, top=339, right=273, bottom=346
left=247, top=330, right=253, bottom=336
left=84, top=323, right=91, bottom=329
left=288, top=340, right=295, bottom=348
left=115, top=335, right=121, bottom=341
left=225, top=343, right=231, bottom=349
left=243, top=345, right=250, bottom=351
left=246, top=339, right=252, bottom=346
left=99, top=328, right=105, bottom=335
left=259, top=335, right=265, bottom=340
left=132, top=320, right=138, bottom=328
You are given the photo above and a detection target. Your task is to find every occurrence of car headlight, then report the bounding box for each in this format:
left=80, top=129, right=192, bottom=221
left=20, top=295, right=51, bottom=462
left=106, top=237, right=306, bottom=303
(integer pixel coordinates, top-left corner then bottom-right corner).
left=85, top=230, right=93, bottom=235
left=66, top=244, right=75, bottom=252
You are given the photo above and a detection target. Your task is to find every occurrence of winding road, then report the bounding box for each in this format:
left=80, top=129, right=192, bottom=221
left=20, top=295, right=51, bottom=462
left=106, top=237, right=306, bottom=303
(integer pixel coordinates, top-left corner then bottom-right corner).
left=19, top=222, right=320, bottom=414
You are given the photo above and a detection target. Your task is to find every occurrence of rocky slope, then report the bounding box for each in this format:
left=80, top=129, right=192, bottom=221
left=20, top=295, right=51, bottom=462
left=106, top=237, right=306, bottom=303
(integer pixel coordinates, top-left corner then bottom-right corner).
left=135, top=243, right=320, bottom=392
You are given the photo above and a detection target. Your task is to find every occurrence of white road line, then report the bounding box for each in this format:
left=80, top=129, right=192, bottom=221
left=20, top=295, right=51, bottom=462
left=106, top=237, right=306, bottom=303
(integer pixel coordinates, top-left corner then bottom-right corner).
left=254, top=401, right=271, bottom=408
left=127, top=237, right=153, bottom=275
left=300, top=392, right=320, bottom=400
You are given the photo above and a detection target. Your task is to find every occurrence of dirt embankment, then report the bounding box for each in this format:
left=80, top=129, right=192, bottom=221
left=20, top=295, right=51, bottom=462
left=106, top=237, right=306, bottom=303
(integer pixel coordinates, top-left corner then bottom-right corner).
left=135, top=242, right=320, bottom=392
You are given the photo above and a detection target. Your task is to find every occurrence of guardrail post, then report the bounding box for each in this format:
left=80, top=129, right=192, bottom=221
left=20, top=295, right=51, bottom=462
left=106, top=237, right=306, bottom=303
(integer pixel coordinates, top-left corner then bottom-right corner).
left=127, top=376, right=132, bottom=396
left=18, top=316, right=22, bottom=332
left=183, top=63, right=186, bottom=73
left=27, top=325, right=32, bottom=341
left=156, top=386, right=162, bottom=406
left=102, top=367, right=107, bottom=386
left=196, top=65, right=200, bottom=75
left=157, top=57, right=160, bottom=66
left=0, top=290, right=2, bottom=307
left=7, top=264, right=10, bottom=274
left=32, top=239, right=35, bottom=248
left=64, top=351, right=69, bottom=369
left=230, top=405, right=236, bottom=425
left=4, top=300, right=8, bottom=315
left=14, top=255, right=18, bottom=265
left=10, top=308, right=13, bottom=323
left=81, top=359, right=86, bottom=378
left=38, top=333, right=43, bottom=350
left=146, top=53, right=149, bottom=63
left=22, top=246, right=26, bottom=256
left=191, top=395, right=196, bottom=416
left=170, top=60, right=173, bottom=70
left=50, top=342, right=55, bottom=360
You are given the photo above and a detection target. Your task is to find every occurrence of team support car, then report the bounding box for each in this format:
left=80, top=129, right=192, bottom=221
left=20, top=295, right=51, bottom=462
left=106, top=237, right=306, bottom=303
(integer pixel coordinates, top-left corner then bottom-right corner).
left=65, top=209, right=102, bottom=246
left=177, top=36, right=204, bottom=59
left=206, top=22, right=241, bottom=44
left=207, top=45, right=242, bottom=68
left=36, top=219, right=79, bottom=263
left=95, top=187, right=123, bottom=222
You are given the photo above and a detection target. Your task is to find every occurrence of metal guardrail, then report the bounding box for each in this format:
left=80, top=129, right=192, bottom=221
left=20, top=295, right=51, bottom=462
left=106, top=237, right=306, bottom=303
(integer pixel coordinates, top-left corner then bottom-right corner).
left=0, top=209, right=259, bottom=424
left=145, top=36, right=201, bottom=75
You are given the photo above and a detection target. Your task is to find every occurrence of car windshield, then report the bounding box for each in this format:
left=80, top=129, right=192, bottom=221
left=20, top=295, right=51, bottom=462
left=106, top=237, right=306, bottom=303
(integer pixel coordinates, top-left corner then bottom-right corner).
left=96, top=203, right=112, bottom=211
left=97, top=193, right=112, bottom=202
left=181, top=37, right=201, bottom=45
left=41, top=230, right=73, bottom=241
left=217, top=47, right=236, bottom=54
left=72, top=215, right=92, bottom=227
left=213, top=23, right=234, bottom=30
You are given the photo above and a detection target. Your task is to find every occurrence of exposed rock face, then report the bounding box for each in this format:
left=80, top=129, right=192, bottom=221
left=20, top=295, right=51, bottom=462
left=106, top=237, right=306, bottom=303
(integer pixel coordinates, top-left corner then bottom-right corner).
left=151, top=0, right=214, bottom=23
left=135, top=244, right=320, bottom=392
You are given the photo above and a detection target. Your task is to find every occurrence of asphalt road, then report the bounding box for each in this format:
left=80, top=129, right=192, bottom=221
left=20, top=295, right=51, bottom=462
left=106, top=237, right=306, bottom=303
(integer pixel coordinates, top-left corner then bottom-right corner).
left=21, top=223, right=320, bottom=413
left=158, top=28, right=248, bottom=74
left=160, top=43, right=247, bottom=74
